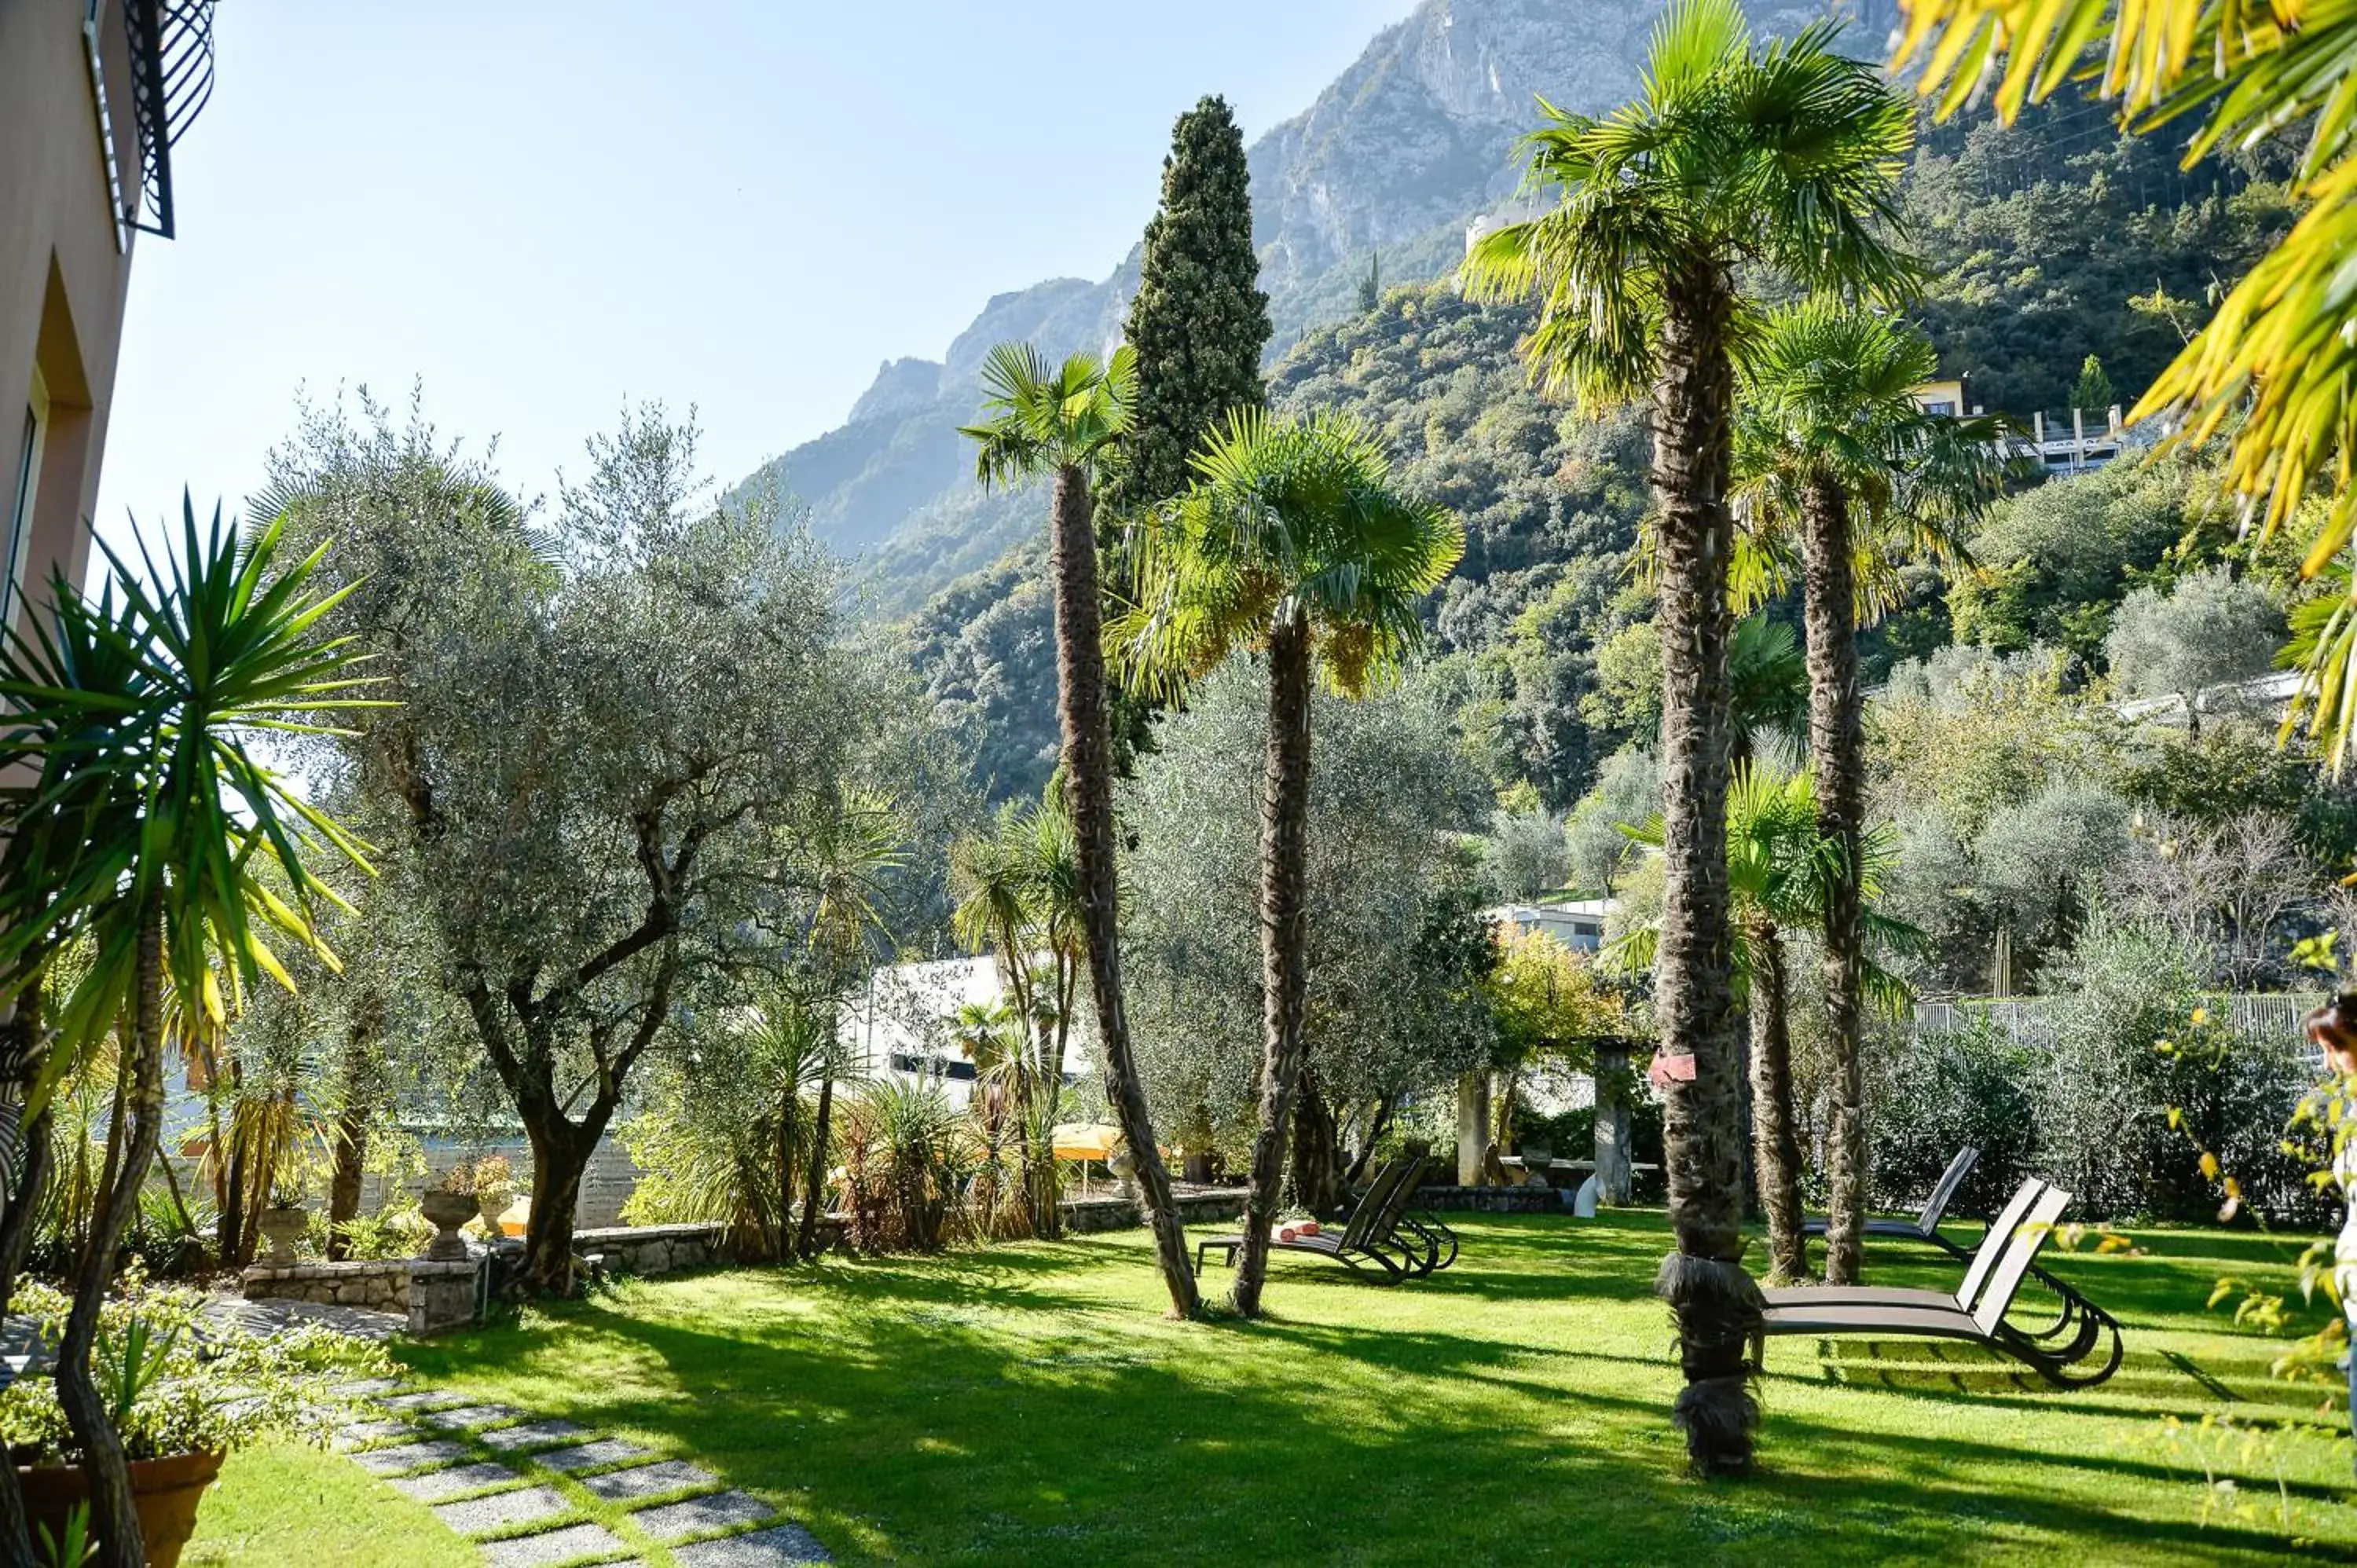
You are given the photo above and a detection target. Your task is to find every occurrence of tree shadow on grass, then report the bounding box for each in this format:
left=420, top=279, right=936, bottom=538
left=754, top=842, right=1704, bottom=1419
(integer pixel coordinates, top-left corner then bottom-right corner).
left=391, top=1220, right=2353, bottom=1566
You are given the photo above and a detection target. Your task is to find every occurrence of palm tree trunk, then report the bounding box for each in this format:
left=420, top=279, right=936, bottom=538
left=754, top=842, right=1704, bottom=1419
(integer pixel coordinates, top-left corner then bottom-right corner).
left=59, top=907, right=165, bottom=1568
left=796, top=1066, right=836, bottom=1260
left=1800, top=470, right=1868, bottom=1287
left=0, top=975, right=54, bottom=1566
left=1649, top=261, right=1761, bottom=1475
left=1046, top=463, right=1197, bottom=1317
left=1230, top=610, right=1314, bottom=1318
left=1746, top=920, right=1805, bottom=1281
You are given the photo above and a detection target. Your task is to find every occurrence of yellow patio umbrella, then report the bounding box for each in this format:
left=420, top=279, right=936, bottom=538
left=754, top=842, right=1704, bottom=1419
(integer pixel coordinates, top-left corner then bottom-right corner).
left=1051, top=1123, right=1123, bottom=1161
left=1052, top=1123, right=1124, bottom=1196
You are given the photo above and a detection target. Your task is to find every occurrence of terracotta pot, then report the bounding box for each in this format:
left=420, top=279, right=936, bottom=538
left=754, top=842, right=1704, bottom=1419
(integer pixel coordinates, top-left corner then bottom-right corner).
left=257, top=1203, right=307, bottom=1265
left=19, top=1449, right=224, bottom=1568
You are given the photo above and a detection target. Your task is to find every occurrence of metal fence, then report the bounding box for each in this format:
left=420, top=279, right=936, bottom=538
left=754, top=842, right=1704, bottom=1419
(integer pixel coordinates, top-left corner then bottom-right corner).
left=1911, top=993, right=2326, bottom=1050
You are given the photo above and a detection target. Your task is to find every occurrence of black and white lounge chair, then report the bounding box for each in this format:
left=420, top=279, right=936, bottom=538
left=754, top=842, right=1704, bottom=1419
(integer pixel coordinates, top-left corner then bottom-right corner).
left=1758, top=1181, right=2125, bottom=1388
left=1803, top=1145, right=1979, bottom=1259
left=1193, top=1156, right=1437, bottom=1284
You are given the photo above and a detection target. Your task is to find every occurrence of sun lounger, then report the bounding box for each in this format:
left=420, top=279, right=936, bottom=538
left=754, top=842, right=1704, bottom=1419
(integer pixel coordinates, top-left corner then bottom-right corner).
left=1193, top=1156, right=1438, bottom=1284
left=1759, top=1183, right=2124, bottom=1387
left=1802, top=1145, right=1979, bottom=1258
left=1772, top=1177, right=2043, bottom=1315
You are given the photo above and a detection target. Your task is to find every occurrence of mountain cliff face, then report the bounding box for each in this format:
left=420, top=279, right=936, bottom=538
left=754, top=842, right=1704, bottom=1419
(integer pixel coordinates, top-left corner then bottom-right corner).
left=739, top=0, right=1821, bottom=610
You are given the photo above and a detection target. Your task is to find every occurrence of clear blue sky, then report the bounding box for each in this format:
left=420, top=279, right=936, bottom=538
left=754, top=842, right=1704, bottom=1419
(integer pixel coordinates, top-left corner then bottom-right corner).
left=91, top=1, right=1421, bottom=552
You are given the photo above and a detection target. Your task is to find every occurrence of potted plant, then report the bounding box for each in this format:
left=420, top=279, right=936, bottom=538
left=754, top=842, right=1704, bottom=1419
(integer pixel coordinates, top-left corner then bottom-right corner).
left=256, top=1185, right=308, bottom=1266
left=470, top=1154, right=516, bottom=1236
left=0, top=1272, right=391, bottom=1568
left=420, top=1163, right=482, bottom=1262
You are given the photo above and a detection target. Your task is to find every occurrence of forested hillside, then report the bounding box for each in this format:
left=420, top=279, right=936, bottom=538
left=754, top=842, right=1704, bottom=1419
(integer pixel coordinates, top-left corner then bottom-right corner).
left=909, top=93, right=2295, bottom=810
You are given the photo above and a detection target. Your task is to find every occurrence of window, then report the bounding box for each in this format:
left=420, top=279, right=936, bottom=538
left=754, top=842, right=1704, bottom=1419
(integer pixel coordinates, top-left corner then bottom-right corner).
left=1921, top=398, right=1957, bottom=417
left=4, top=371, right=44, bottom=636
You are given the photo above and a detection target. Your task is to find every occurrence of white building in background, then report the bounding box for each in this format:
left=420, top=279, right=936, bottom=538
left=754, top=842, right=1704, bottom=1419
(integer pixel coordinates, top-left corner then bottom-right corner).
left=838, top=955, right=1096, bottom=1110
left=1487, top=897, right=1613, bottom=952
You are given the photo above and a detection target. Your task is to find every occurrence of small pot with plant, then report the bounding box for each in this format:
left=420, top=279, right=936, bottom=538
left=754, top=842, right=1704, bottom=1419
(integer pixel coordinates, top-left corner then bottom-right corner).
left=2, top=1270, right=392, bottom=1568
left=256, top=1185, right=307, bottom=1266
left=420, top=1162, right=482, bottom=1262
left=470, top=1153, right=516, bottom=1238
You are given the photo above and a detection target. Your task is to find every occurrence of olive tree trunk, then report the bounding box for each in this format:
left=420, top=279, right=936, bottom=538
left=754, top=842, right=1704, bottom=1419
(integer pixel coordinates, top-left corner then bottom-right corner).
left=1046, top=465, right=1197, bottom=1317
left=58, top=910, right=164, bottom=1568
left=1745, top=919, right=1805, bottom=1282
left=796, top=1068, right=836, bottom=1260
left=1648, top=261, right=1763, bottom=1476
left=1801, top=471, right=1869, bottom=1287
left=1231, top=610, right=1315, bottom=1317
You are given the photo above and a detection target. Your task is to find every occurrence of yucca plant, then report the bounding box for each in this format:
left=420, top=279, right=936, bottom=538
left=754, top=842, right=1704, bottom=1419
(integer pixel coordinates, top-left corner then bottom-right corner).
left=0, top=500, right=372, bottom=1568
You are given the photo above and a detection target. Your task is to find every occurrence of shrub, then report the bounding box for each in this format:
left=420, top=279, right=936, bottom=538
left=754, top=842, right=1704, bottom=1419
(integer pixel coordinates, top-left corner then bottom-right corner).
left=1869, top=1017, right=2041, bottom=1220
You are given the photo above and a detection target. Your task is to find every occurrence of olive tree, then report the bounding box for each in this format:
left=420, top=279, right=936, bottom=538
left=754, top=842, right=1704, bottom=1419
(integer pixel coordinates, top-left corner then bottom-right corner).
left=260, top=397, right=889, bottom=1294
left=1120, top=664, right=1495, bottom=1212
left=2103, top=566, right=2284, bottom=732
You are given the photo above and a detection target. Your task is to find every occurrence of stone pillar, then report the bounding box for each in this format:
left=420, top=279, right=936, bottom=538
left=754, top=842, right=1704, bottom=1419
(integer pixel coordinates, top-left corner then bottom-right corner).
left=1593, top=1046, right=1633, bottom=1207
left=1456, top=1072, right=1490, bottom=1186
left=406, top=1261, right=479, bottom=1336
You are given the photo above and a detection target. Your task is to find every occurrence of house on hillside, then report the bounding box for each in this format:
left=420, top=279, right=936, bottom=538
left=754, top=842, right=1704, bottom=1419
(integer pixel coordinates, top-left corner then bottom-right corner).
left=839, top=955, right=1094, bottom=1109
left=1488, top=897, right=1613, bottom=952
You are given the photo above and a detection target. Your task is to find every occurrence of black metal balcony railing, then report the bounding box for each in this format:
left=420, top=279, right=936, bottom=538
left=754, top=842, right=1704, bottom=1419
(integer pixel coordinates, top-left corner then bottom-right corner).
left=120, top=0, right=216, bottom=239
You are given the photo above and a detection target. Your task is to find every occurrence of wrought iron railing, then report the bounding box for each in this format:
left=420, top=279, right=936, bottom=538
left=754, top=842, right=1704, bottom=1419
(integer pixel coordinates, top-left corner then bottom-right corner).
left=118, top=0, right=217, bottom=239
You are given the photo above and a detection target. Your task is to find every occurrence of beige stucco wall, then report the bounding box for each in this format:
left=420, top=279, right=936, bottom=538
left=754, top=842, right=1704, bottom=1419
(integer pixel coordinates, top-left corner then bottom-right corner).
left=0, top=0, right=141, bottom=628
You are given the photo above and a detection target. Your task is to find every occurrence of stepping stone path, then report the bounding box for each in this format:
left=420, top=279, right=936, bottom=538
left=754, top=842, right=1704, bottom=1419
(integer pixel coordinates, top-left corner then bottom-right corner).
left=638, top=1490, right=776, bottom=1541
left=348, top=1380, right=832, bottom=1563
left=389, top=1460, right=526, bottom=1504
left=478, top=1418, right=594, bottom=1453
left=476, top=1522, right=634, bottom=1566
left=538, top=1437, right=654, bottom=1473
left=577, top=1459, right=715, bottom=1503
left=432, top=1483, right=574, bottom=1537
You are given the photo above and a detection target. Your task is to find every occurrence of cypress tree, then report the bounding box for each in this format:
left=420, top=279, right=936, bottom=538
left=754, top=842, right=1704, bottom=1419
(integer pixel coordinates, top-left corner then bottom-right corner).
left=1103, top=95, right=1272, bottom=515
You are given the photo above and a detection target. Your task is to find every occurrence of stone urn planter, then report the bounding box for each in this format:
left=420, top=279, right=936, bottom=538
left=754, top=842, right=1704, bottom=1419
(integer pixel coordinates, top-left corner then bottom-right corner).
left=19, top=1449, right=223, bottom=1568
left=257, top=1203, right=307, bottom=1265
left=478, top=1187, right=516, bottom=1235
left=420, top=1189, right=480, bottom=1262
left=1519, top=1144, right=1555, bottom=1189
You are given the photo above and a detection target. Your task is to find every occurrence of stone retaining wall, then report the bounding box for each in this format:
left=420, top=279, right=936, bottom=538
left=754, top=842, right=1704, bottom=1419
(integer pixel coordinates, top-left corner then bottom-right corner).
left=1413, top=1184, right=1569, bottom=1213
left=238, top=1258, right=479, bottom=1335
left=573, top=1222, right=729, bottom=1276
left=1061, top=1188, right=1248, bottom=1235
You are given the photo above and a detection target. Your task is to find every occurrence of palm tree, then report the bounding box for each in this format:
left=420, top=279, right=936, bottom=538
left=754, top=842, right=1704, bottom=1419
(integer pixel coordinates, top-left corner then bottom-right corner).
left=1613, top=764, right=1918, bottom=1282
left=795, top=789, right=906, bottom=1262
left=1894, top=2, right=2357, bottom=771
left=1112, top=408, right=1462, bottom=1318
left=1459, top=0, right=1915, bottom=1472
left=1731, top=299, right=2009, bottom=1285
left=962, top=344, right=1200, bottom=1316
left=0, top=502, right=370, bottom=1568
left=950, top=788, right=1084, bottom=1238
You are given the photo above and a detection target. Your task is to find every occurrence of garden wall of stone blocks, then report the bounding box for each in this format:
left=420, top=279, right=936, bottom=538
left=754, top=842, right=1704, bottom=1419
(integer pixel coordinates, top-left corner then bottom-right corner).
left=1061, top=1188, right=1248, bottom=1235
left=1413, top=1184, right=1567, bottom=1213
left=573, top=1222, right=729, bottom=1276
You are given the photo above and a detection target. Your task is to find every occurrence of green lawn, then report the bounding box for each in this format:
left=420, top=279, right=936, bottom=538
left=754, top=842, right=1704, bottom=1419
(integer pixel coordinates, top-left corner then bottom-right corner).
left=192, top=1211, right=2357, bottom=1565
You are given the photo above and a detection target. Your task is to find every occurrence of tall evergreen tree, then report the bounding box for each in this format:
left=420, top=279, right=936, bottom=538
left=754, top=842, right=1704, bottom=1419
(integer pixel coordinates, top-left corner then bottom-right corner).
left=1103, top=95, right=1272, bottom=516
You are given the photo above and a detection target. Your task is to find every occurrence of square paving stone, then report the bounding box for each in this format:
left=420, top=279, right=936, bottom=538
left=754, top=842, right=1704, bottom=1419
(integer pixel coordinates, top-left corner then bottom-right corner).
left=353, top=1438, right=469, bottom=1475
left=670, top=1524, right=833, bottom=1566
left=333, top=1377, right=401, bottom=1397
left=386, top=1460, right=522, bottom=1502
left=538, top=1437, right=654, bottom=1473
left=424, top=1402, right=529, bottom=1430
left=335, top=1418, right=414, bottom=1449
left=476, top=1522, right=632, bottom=1566
left=578, top=1460, right=720, bottom=1504
left=635, top=1490, right=777, bottom=1542
left=431, top=1483, right=572, bottom=1537
left=478, top=1418, right=592, bottom=1453
left=379, top=1389, right=471, bottom=1412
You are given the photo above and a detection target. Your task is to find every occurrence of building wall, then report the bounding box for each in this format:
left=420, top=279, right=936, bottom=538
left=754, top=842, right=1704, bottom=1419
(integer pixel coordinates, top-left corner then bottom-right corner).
left=0, top=1, right=141, bottom=630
